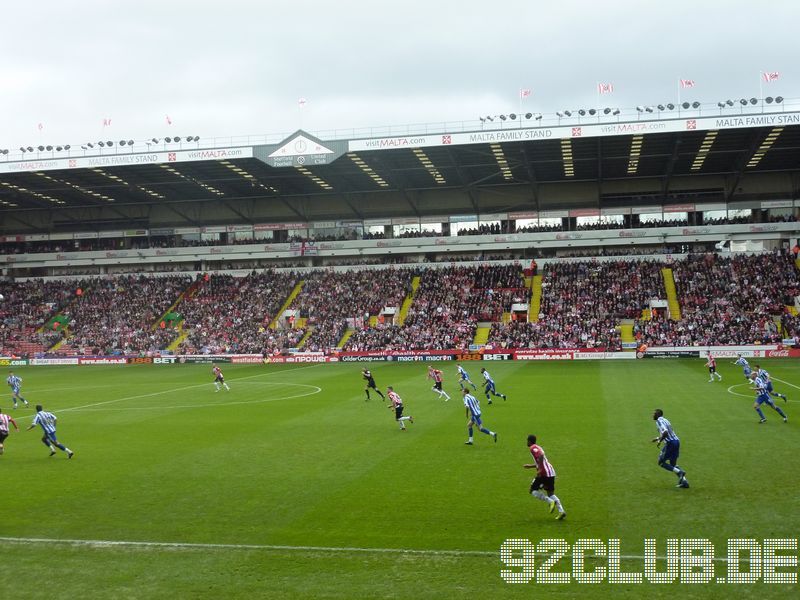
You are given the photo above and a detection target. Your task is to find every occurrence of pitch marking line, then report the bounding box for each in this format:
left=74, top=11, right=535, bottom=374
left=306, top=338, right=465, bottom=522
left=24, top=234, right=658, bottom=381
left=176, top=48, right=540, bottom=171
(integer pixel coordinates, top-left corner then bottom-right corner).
left=0, top=536, right=759, bottom=564
left=13, top=363, right=326, bottom=420
left=73, top=384, right=322, bottom=411
left=727, top=381, right=798, bottom=403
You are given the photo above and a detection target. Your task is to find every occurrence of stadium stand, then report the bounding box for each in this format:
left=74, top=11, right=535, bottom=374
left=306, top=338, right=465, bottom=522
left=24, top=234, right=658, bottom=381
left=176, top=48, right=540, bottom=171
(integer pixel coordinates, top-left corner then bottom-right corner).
left=634, top=252, right=798, bottom=346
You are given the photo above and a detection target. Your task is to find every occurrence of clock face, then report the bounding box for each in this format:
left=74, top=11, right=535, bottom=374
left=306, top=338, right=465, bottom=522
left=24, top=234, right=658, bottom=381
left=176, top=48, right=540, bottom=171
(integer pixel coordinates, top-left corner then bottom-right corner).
left=294, top=139, right=307, bottom=153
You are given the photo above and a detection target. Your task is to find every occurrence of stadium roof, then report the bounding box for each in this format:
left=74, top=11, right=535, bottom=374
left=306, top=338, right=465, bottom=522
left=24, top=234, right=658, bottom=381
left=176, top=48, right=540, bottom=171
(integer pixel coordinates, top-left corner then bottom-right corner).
left=1, top=109, right=799, bottom=232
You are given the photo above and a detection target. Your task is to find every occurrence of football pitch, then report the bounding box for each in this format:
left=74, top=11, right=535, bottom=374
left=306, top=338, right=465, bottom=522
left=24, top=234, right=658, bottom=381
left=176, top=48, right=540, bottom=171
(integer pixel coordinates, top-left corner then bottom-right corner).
left=1, top=359, right=798, bottom=599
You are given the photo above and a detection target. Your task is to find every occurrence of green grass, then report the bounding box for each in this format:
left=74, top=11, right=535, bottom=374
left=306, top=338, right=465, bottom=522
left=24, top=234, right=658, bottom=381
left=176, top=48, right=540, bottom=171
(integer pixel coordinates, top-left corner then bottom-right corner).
left=1, top=359, right=799, bottom=599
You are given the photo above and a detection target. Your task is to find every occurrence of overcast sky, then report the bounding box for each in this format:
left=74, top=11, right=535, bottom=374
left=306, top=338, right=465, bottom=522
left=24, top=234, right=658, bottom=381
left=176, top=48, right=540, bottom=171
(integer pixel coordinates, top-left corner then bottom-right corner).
left=1, top=0, right=796, bottom=149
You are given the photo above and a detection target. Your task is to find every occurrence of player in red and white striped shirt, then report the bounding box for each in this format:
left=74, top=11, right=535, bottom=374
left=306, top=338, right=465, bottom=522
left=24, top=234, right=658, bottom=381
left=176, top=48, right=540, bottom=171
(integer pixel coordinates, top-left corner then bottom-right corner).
left=523, top=434, right=566, bottom=520
left=0, top=408, right=19, bottom=455
left=386, top=386, right=414, bottom=431
left=212, top=366, right=230, bottom=392
left=705, top=353, right=722, bottom=382
left=427, top=366, right=451, bottom=401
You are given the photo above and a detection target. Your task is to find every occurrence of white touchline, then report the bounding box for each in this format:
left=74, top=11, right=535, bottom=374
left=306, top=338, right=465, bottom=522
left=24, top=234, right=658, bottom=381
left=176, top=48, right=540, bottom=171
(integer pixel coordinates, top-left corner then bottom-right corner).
left=0, top=536, right=758, bottom=563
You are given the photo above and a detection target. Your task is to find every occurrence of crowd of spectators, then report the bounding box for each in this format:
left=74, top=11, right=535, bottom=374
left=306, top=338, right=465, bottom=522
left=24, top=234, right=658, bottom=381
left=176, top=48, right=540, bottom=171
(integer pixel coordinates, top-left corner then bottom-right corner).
left=57, top=275, right=191, bottom=355
left=634, top=252, right=800, bottom=346
left=345, top=265, right=525, bottom=351
left=0, top=280, right=76, bottom=355
left=3, top=251, right=800, bottom=355
left=289, top=269, right=413, bottom=351
left=488, top=260, right=663, bottom=349
left=177, top=271, right=299, bottom=355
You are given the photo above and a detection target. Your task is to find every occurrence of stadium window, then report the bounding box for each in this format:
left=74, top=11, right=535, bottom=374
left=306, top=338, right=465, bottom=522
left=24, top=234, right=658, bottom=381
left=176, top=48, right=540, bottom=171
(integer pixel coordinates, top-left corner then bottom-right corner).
left=365, top=225, right=385, bottom=237
left=451, top=220, right=479, bottom=236
left=420, top=223, right=443, bottom=235
left=515, top=218, right=537, bottom=230
left=538, top=217, right=561, bottom=229
left=638, top=213, right=663, bottom=224
left=703, top=210, right=728, bottom=223
left=662, top=212, right=687, bottom=223
left=728, top=208, right=751, bottom=221
left=231, top=231, right=254, bottom=244
left=200, top=233, right=221, bottom=245
left=253, top=230, right=274, bottom=242
left=394, top=224, right=421, bottom=237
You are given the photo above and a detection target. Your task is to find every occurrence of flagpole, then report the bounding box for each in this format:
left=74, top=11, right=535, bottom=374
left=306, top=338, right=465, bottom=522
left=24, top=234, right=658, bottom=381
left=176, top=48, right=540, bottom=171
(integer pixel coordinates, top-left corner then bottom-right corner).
left=677, top=78, right=681, bottom=109
left=759, top=72, right=763, bottom=102
left=518, top=91, right=522, bottom=128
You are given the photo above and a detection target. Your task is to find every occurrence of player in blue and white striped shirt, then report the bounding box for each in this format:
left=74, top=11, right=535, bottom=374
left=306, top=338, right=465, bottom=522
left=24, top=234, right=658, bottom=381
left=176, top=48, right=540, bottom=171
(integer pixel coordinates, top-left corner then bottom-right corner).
left=733, top=355, right=752, bottom=380
left=26, top=404, right=74, bottom=458
left=479, top=368, right=507, bottom=405
left=750, top=372, right=788, bottom=424
left=753, top=365, right=787, bottom=402
left=462, top=389, right=497, bottom=445
left=6, top=371, right=29, bottom=409
left=652, top=409, right=688, bottom=488
left=456, top=364, right=477, bottom=391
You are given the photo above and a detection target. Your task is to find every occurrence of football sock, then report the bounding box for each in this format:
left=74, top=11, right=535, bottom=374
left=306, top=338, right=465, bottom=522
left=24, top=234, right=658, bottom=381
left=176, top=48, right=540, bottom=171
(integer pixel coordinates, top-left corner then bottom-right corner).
left=479, top=427, right=491, bottom=435
left=755, top=407, right=766, bottom=420
left=532, top=490, right=549, bottom=502
left=468, top=427, right=474, bottom=438
left=775, top=406, right=787, bottom=418
left=550, top=495, right=564, bottom=512
left=365, top=390, right=370, bottom=399
left=442, top=391, right=451, bottom=400
left=376, top=390, right=385, bottom=399
left=659, top=462, right=676, bottom=473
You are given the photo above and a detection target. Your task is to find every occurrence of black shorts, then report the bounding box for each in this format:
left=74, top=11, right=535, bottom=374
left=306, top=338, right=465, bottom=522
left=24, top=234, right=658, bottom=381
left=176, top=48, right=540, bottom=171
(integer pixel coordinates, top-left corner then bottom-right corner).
left=215, top=375, right=224, bottom=383
left=434, top=381, right=442, bottom=391
left=530, top=476, right=556, bottom=495
left=394, top=406, right=404, bottom=420
left=366, top=378, right=377, bottom=389
left=708, top=366, right=716, bottom=373
left=0, top=431, right=8, bottom=443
